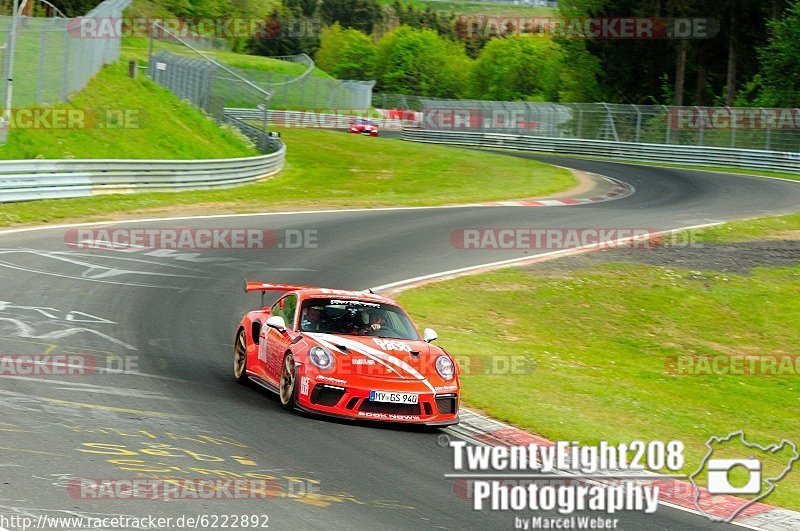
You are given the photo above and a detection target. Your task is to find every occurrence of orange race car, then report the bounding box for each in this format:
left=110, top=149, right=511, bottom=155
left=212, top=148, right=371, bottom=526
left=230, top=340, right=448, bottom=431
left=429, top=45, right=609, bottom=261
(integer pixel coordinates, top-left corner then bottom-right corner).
left=234, top=283, right=460, bottom=425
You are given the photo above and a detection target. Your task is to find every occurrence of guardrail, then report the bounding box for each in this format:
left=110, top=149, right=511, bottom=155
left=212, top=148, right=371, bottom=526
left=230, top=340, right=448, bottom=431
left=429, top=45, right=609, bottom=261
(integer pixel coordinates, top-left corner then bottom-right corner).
left=223, top=114, right=282, bottom=153
left=0, top=145, right=286, bottom=203
left=224, top=108, right=408, bottom=131
left=401, top=129, right=800, bottom=174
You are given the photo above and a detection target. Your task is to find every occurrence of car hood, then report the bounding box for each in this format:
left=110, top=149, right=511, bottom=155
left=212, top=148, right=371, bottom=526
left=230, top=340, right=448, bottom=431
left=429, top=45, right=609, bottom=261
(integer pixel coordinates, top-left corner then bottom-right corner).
left=304, top=332, right=434, bottom=380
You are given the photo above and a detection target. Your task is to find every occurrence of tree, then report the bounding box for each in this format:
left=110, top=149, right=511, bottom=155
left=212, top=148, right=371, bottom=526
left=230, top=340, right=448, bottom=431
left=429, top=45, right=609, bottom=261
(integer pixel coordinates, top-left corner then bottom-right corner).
left=745, top=0, right=800, bottom=106
left=557, top=40, right=602, bottom=102
left=247, top=7, right=320, bottom=57
left=470, top=35, right=568, bottom=101
left=373, top=26, right=472, bottom=97
left=315, top=23, right=377, bottom=79
left=558, top=0, right=786, bottom=105
left=317, top=0, right=383, bottom=34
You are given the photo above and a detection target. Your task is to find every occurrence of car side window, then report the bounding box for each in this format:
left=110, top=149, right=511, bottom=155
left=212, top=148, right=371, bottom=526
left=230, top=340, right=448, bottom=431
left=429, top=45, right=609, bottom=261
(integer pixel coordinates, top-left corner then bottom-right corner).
left=271, top=295, right=298, bottom=330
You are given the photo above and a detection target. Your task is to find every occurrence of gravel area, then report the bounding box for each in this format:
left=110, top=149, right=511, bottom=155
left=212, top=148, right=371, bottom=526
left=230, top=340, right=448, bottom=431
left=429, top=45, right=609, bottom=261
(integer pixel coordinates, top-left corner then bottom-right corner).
left=526, top=239, right=800, bottom=275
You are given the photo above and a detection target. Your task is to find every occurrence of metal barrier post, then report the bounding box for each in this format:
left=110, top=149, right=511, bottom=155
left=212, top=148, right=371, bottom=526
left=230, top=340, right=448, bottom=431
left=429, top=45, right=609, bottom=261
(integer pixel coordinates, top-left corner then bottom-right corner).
left=634, top=105, right=642, bottom=143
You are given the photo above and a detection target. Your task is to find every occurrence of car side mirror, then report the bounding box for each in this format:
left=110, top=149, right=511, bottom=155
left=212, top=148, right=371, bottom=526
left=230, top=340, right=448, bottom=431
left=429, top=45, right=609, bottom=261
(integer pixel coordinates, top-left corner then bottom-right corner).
left=266, top=315, right=287, bottom=333
left=424, top=328, right=438, bottom=343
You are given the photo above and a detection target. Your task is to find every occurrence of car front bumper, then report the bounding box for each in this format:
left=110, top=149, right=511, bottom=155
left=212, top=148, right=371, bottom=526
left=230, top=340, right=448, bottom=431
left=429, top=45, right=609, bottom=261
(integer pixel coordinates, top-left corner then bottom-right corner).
left=296, top=373, right=459, bottom=425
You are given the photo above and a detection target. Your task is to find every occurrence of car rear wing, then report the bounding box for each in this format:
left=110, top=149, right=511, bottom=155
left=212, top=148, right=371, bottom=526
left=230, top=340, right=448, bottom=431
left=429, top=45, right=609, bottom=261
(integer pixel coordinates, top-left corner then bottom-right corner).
left=244, top=281, right=316, bottom=308
left=244, top=282, right=316, bottom=294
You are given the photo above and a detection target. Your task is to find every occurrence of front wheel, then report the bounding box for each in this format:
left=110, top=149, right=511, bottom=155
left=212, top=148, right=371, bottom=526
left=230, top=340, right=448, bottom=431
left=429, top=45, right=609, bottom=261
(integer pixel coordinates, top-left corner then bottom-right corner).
left=279, top=353, right=298, bottom=410
left=234, top=329, right=248, bottom=384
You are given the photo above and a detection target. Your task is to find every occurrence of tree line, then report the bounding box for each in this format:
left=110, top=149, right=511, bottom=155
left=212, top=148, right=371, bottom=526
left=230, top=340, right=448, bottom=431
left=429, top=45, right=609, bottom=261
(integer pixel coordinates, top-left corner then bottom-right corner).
left=54, top=0, right=800, bottom=106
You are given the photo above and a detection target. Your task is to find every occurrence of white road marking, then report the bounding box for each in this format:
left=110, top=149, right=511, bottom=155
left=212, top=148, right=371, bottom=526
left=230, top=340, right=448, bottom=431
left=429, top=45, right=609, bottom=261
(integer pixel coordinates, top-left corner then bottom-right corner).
left=0, top=317, right=137, bottom=350
left=0, top=375, right=168, bottom=398
left=370, top=223, right=724, bottom=293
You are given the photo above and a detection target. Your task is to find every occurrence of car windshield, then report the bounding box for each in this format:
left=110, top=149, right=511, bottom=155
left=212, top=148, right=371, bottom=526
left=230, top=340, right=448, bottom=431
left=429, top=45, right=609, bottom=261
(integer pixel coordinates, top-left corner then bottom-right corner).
left=298, top=298, right=420, bottom=340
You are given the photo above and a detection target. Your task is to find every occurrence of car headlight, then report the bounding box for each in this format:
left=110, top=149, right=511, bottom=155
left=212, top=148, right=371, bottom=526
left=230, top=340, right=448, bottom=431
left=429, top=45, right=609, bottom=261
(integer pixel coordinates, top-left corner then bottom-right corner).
left=309, top=346, right=334, bottom=370
left=435, top=355, right=455, bottom=381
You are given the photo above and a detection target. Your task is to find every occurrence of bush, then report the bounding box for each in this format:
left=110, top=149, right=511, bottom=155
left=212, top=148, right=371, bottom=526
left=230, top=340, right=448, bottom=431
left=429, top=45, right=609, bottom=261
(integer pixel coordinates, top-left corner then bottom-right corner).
left=374, top=26, right=472, bottom=98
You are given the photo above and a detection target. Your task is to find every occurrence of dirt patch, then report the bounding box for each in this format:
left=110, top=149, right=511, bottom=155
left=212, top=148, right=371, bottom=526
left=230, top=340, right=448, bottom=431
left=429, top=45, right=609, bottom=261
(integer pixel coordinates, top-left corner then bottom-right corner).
left=526, top=240, right=800, bottom=276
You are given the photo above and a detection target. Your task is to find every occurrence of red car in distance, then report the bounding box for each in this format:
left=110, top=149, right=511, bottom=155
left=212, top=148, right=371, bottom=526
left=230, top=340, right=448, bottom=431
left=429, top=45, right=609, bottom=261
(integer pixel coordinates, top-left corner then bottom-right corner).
left=349, top=118, right=379, bottom=136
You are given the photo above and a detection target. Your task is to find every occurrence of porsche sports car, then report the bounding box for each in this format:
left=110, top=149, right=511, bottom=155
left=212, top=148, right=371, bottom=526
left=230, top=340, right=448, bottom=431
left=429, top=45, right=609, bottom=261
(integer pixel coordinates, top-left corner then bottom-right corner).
left=348, top=118, right=379, bottom=136
left=234, top=283, right=460, bottom=425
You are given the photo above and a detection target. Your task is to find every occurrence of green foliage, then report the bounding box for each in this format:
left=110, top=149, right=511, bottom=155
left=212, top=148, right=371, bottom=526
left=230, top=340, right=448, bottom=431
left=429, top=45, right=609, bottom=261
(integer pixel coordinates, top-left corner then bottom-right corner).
left=559, top=0, right=784, bottom=105
left=469, top=35, right=599, bottom=102
left=397, top=214, right=800, bottom=509
left=748, top=0, right=800, bottom=107
left=391, top=0, right=456, bottom=37
left=314, top=23, right=377, bottom=80
left=247, top=7, right=321, bottom=57
left=0, top=127, right=575, bottom=226
left=374, top=26, right=472, bottom=97
left=51, top=0, right=103, bottom=16
left=470, top=36, right=564, bottom=101
left=556, top=40, right=601, bottom=102
left=0, top=62, right=256, bottom=160
left=317, top=0, right=384, bottom=34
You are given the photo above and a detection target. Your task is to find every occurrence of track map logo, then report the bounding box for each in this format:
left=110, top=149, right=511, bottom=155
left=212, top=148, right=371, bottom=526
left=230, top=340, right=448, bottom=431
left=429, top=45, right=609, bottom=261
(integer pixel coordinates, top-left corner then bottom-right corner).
left=689, top=431, right=798, bottom=522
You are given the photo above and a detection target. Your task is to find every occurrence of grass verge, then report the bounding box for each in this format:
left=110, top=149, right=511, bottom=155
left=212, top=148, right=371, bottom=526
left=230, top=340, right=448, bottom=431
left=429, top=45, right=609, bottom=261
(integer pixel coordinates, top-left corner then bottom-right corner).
left=0, top=62, right=257, bottom=160
left=482, top=148, right=800, bottom=182
left=397, top=212, right=800, bottom=509
left=122, top=37, right=332, bottom=78
left=0, top=127, right=575, bottom=227
left=378, top=0, right=556, bottom=16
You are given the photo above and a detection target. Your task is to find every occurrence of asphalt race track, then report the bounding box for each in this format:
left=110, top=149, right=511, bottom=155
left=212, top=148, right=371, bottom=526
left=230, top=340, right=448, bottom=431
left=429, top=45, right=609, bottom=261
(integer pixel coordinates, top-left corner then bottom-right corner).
left=1, top=156, right=799, bottom=530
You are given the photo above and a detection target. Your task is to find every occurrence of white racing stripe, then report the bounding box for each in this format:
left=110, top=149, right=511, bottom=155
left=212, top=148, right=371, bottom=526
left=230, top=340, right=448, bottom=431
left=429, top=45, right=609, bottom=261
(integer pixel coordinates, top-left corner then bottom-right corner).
left=308, top=333, right=402, bottom=378
left=307, top=333, right=436, bottom=392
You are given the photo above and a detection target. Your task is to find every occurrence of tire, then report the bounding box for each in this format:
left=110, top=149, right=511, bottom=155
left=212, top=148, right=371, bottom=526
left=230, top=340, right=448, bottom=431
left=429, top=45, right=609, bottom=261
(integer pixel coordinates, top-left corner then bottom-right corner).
left=279, top=352, right=298, bottom=411
left=234, top=329, right=249, bottom=384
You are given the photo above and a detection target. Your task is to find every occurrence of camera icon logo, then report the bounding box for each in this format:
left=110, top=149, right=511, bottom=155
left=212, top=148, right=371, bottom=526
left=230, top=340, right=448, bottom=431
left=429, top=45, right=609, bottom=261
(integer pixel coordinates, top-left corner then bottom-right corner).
left=706, top=458, right=761, bottom=495
left=689, top=430, right=798, bottom=522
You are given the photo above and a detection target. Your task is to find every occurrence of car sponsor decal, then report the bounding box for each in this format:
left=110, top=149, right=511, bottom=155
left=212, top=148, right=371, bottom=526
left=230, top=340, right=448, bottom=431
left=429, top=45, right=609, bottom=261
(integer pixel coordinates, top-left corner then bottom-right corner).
left=308, top=334, right=402, bottom=378
left=316, top=375, right=347, bottom=385
left=319, top=288, right=386, bottom=301
left=307, top=333, right=436, bottom=392
left=351, top=358, right=375, bottom=365
left=373, top=338, right=412, bottom=352
left=300, top=376, right=310, bottom=396
left=357, top=412, right=421, bottom=421
left=257, top=330, right=268, bottom=363
left=329, top=299, right=381, bottom=308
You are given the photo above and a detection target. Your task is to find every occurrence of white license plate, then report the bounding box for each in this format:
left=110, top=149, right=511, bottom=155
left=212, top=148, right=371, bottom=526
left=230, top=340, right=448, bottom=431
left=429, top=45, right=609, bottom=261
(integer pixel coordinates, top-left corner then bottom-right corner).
left=369, top=391, right=418, bottom=404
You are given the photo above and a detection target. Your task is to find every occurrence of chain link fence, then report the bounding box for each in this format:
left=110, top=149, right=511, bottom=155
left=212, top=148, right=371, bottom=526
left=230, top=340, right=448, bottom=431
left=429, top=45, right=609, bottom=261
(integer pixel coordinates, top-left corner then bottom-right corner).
left=0, top=0, right=129, bottom=109
left=146, top=25, right=374, bottom=112
left=261, top=72, right=375, bottom=110
left=402, top=98, right=800, bottom=153
left=146, top=22, right=284, bottom=152
left=145, top=22, right=375, bottom=151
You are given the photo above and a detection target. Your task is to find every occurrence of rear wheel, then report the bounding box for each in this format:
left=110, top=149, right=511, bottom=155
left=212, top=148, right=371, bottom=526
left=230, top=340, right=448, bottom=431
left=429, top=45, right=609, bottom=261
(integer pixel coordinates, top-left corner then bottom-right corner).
left=279, top=353, right=297, bottom=410
left=234, top=329, right=248, bottom=384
